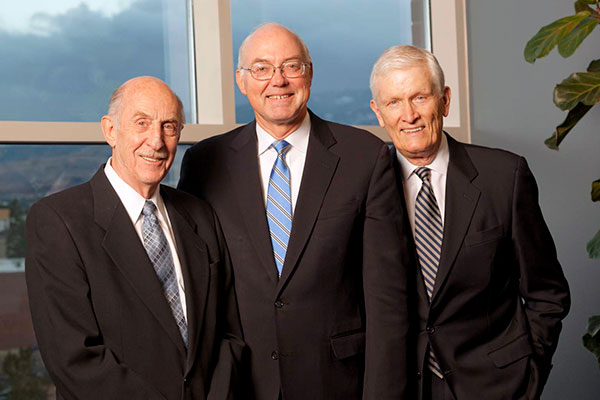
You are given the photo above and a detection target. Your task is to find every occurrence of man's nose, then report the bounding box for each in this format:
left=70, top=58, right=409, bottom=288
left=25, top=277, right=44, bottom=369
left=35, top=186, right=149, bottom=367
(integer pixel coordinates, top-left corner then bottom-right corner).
left=270, top=66, right=288, bottom=86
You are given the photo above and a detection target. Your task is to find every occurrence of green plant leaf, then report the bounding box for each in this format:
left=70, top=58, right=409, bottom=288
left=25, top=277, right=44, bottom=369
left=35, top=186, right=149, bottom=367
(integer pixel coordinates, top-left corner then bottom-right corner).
left=557, top=17, right=598, bottom=58
left=554, top=71, right=600, bottom=110
left=592, top=179, right=600, bottom=202
left=583, top=315, right=600, bottom=367
left=588, top=59, right=600, bottom=72
left=587, top=229, right=600, bottom=258
left=588, top=315, right=600, bottom=337
left=575, top=0, right=598, bottom=12
left=545, top=102, right=593, bottom=150
left=524, top=11, right=591, bottom=63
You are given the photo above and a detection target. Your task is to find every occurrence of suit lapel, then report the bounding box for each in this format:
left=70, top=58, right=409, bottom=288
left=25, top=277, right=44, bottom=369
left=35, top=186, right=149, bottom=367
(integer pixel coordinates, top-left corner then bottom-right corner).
left=431, top=134, right=480, bottom=303
left=91, top=169, right=187, bottom=357
left=162, top=187, right=209, bottom=372
left=277, top=113, right=339, bottom=293
left=228, top=122, right=280, bottom=284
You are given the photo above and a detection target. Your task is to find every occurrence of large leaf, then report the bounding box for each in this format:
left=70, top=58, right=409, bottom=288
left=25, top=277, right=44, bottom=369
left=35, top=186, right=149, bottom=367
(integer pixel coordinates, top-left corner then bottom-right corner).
left=554, top=71, right=600, bottom=110
left=524, top=11, right=591, bottom=63
left=592, top=179, right=600, bottom=202
left=583, top=315, right=600, bottom=367
left=557, top=17, right=598, bottom=58
left=545, top=102, right=593, bottom=149
left=587, top=229, right=600, bottom=259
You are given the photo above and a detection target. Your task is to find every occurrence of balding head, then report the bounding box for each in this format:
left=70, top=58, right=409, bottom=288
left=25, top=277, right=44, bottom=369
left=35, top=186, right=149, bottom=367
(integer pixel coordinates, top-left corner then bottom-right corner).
left=107, top=76, right=185, bottom=131
left=237, top=23, right=312, bottom=69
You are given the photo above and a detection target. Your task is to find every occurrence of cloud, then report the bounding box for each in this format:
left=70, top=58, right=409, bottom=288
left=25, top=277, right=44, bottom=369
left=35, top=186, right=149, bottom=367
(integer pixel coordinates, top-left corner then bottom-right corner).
left=0, top=0, right=190, bottom=122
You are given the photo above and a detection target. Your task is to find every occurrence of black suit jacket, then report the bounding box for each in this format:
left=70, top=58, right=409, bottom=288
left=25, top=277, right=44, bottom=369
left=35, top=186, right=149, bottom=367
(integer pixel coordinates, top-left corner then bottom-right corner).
left=392, top=134, right=570, bottom=400
left=178, top=111, right=413, bottom=400
left=26, top=168, right=244, bottom=400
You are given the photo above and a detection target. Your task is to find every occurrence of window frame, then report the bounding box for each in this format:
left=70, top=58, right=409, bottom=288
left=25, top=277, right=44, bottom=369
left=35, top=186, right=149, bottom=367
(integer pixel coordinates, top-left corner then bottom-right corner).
left=0, top=0, right=469, bottom=144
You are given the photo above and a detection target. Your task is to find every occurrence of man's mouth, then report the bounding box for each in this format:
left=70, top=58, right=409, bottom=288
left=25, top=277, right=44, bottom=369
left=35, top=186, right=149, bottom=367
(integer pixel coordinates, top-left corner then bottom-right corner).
left=267, top=94, right=292, bottom=100
left=140, top=153, right=167, bottom=162
left=402, top=126, right=424, bottom=133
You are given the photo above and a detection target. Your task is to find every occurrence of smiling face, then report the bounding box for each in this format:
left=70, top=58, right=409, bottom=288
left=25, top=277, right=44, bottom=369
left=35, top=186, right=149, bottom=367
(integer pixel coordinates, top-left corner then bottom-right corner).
left=101, top=77, right=182, bottom=198
left=370, top=65, right=450, bottom=166
left=236, top=25, right=312, bottom=139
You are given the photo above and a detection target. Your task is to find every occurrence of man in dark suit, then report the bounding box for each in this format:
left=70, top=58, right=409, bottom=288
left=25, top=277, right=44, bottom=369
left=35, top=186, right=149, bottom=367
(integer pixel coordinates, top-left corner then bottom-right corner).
left=26, top=76, right=243, bottom=399
left=178, top=23, right=412, bottom=400
left=369, top=45, right=571, bottom=400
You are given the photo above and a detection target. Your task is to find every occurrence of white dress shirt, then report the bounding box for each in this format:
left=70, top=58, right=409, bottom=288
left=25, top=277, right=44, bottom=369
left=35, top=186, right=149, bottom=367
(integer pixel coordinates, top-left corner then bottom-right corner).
left=396, top=134, right=450, bottom=238
left=256, top=113, right=311, bottom=213
left=104, top=159, right=187, bottom=321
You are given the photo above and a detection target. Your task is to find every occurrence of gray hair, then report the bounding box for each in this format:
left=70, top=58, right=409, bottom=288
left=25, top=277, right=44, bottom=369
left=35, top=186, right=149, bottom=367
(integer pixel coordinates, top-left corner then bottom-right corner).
left=237, top=23, right=312, bottom=69
left=107, top=78, right=186, bottom=129
left=370, top=45, right=445, bottom=101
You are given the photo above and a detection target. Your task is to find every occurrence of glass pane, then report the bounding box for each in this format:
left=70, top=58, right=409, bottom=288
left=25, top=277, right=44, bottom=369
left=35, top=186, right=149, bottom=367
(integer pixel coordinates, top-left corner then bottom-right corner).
left=231, top=0, right=431, bottom=126
left=0, top=144, right=189, bottom=397
left=0, top=0, right=194, bottom=123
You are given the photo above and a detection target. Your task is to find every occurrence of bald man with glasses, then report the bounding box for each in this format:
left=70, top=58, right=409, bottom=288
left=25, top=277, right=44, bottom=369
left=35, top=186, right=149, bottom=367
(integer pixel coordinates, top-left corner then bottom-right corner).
left=179, top=23, right=412, bottom=400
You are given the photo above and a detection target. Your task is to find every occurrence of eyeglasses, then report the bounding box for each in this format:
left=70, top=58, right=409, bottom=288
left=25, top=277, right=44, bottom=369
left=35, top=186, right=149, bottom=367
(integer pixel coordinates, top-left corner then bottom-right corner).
left=239, top=60, right=310, bottom=81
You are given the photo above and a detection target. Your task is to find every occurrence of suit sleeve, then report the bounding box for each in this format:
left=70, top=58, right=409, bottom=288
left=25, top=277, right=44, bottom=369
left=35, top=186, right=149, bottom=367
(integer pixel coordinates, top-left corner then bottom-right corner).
left=25, top=202, right=167, bottom=400
left=178, top=146, right=202, bottom=198
left=208, top=210, right=246, bottom=400
left=512, top=157, right=570, bottom=398
left=362, top=143, right=412, bottom=399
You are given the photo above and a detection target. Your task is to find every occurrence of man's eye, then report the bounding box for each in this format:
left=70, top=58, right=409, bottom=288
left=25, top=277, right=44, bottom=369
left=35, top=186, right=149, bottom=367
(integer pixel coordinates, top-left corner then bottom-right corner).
left=414, top=96, right=426, bottom=102
left=137, top=120, right=148, bottom=127
left=164, top=123, right=175, bottom=131
left=285, top=62, right=300, bottom=70
left=253, top=64, right=269, bottom=72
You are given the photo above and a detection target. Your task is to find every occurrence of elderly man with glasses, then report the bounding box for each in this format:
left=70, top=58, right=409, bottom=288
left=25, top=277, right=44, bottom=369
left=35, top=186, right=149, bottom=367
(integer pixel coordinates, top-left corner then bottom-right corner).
left=178, top=23, right=412, bottom=400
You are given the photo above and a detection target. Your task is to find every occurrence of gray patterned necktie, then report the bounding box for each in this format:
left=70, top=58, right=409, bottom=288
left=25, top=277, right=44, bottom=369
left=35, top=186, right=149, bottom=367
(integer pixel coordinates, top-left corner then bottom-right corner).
left=414, top=167, right=444, bottom=379
left=142, top=200, right=188, bottom=347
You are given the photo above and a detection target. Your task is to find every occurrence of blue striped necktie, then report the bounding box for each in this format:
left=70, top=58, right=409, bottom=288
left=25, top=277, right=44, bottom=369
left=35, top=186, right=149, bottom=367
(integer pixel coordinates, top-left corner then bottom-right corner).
left=414, top=167, right=444, bottom=379
left=142, top=200, right=188, bottom=347
left=266, top=140, right=292, bottom=277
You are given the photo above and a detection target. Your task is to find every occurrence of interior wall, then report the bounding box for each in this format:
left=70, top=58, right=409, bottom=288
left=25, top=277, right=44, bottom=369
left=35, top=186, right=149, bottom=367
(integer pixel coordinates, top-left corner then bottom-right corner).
left=465, top=1, right=600, bottom=398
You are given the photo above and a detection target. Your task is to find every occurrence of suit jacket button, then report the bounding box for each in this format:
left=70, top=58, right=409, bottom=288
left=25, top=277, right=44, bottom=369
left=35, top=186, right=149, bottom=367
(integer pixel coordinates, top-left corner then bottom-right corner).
left=274, top=300, right=284, bottom=308
left=271, top=351, right=279, bottom=360
left=416, top=371, right=422, bottom=379
left=426, top=326, right=435, bottom=334
left=183, top=378, right=188, bottom=387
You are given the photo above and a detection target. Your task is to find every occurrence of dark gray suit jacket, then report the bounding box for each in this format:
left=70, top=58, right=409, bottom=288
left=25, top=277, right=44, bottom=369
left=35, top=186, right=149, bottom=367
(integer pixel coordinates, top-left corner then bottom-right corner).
left=392, top=134, right=570, bottom=400
left=26, top=167, right=244, bottom=400
left=178, top=111, right=413, bottom=400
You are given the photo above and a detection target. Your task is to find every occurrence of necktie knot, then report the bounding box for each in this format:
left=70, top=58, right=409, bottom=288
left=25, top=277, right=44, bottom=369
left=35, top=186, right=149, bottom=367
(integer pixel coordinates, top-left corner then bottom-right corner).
left=142, top=200, right=157, bottom=217
left=272, top=140, right=291, bottom=157
left=415, top=167, right=431, bottom=183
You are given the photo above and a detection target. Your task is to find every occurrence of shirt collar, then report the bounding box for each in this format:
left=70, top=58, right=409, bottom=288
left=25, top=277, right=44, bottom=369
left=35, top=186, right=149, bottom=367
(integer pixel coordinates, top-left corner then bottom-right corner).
left=104, top=158, right=166, bottom=224
left=256, top=112, right=311, bottom=156
left=396, top=132, right=450, bottom=181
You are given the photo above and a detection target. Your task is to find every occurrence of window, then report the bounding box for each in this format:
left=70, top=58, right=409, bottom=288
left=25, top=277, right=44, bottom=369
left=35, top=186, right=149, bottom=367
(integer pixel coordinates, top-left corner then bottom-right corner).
left=0, top=1, right=468, bottom=396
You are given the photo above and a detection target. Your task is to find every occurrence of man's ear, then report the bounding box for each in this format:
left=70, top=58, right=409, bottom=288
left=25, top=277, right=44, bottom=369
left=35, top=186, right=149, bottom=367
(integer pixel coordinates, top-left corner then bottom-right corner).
left=101, top=115, right=117, bottom=148
left=236, top=69, right=247, bottom=96
left=441, top=86, right=451, bottom=117
left=369, top=99, right=385, bottom=128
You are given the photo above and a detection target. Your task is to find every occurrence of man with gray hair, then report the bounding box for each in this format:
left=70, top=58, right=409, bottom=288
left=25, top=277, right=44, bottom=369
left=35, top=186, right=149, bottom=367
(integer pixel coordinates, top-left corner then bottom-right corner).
left=26, top=76, right=243, bottom=399
left=370, top=45, right=570, bottom=399
left=179, top=23, right=412, bottom=400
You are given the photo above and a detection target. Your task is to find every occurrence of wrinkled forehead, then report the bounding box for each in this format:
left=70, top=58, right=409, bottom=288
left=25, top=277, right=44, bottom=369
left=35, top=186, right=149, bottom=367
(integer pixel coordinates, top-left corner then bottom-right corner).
left=243, top=29, right=307, bottom=65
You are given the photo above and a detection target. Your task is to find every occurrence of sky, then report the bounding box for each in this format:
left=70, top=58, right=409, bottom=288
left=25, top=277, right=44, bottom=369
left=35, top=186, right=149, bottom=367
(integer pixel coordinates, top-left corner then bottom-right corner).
left=1, top=0, right=137, bottom=33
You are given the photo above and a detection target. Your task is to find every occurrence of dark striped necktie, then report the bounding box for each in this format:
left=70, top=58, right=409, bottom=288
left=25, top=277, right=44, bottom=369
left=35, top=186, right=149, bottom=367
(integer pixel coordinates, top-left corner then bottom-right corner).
left=414, top=167, right=444, bottom=379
